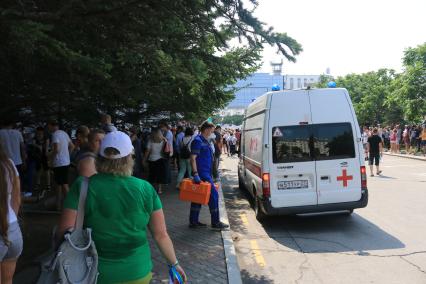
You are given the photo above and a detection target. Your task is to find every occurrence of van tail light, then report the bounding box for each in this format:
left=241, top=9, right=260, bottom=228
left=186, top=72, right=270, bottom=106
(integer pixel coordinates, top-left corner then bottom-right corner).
left=360, top=166, right=367, bottom=190
left=262, top=173, right=271, bottom=198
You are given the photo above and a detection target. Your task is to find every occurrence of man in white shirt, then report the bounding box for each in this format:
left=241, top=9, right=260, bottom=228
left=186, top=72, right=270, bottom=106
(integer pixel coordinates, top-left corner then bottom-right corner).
left=222, top=131, right=230, bottom=155
left=0, top=121, right=26, bottom=170
left=47, top=120, right=75, bottom=210
left=362, top=126, right=369, bottom=160
left=227, top=132, right=237, bottom=156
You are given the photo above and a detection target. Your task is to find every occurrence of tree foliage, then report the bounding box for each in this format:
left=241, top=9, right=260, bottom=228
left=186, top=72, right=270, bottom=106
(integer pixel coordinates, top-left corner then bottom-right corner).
left=390, top=44, right=426, bottom=121
left=315, top=43, right=425, bottom=125
left=316, top=70, right=400, bottom=125
left=213, top=114, right=244, bottom=126
left=0, top=0, right=302, bottom=125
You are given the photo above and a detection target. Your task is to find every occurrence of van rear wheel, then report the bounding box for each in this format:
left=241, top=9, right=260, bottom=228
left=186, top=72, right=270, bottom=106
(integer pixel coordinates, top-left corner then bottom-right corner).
left=238, top=173, right=245, bottom=191
left=254, top=197, right=266, bottom=222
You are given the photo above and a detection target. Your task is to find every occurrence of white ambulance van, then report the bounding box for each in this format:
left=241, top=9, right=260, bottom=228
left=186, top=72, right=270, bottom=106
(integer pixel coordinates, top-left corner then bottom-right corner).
left=238, top=88, right=368, bottom=220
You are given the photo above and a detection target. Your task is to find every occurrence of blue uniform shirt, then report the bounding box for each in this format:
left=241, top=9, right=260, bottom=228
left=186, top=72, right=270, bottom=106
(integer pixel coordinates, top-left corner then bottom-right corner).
left=191, top=134, right=213, bottom=175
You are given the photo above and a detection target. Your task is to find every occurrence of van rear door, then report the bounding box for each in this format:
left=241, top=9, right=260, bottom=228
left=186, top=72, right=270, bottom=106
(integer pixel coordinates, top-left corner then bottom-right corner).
left=269, top=91, right=317, bottom=208
left=309, top=89, right=362, bottom=204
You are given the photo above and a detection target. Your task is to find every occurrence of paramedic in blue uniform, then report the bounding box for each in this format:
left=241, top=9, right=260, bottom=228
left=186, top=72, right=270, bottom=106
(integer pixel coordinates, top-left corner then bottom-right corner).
left=189, top=121, right=229, bottom=230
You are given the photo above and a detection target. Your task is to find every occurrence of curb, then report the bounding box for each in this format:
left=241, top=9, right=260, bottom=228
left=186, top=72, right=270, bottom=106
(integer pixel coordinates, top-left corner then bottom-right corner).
left=383, top=152, right=426, bottom=161
left=218, top=180, right=243, bottom=284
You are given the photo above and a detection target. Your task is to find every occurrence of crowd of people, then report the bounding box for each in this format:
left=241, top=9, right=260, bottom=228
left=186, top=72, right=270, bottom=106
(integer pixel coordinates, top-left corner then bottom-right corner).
left=0, top=114, right=242, bottom=283
left=361, top=123, right=426, bottom=178
left=362, top=123, right=426, bottom=155
left=1, top=113, right=425, bottom=282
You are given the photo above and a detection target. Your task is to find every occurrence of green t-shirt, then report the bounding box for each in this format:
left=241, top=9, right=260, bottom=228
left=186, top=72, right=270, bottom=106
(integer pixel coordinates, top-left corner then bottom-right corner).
left=64, top=173, right=162, bottom=284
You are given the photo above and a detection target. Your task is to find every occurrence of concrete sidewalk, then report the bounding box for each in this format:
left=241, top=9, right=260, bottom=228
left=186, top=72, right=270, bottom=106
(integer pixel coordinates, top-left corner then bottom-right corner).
left=383, top=152, right=426, bottom=161
left=14, top=167, right=241, bottom=283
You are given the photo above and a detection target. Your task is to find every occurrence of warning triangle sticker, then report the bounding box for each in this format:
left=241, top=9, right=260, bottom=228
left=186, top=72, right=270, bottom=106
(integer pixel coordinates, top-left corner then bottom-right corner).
left=273, top=128, right=283, bottom=137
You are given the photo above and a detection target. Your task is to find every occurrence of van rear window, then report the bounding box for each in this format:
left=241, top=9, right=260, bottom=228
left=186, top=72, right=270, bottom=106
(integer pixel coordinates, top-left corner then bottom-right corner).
left=272, top=123, right=355, bottom=163
left=272, top=126, right=312, bottom=163
left=315, top=123, right=355, bottom=160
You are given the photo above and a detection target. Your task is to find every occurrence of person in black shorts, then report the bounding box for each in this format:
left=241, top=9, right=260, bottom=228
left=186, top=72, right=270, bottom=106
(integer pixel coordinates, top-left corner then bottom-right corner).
left=47, top=120, right=74, bottom=210
left=367, top=128, right=383, bottom=177
left=53, top=166, right=69, bottom=185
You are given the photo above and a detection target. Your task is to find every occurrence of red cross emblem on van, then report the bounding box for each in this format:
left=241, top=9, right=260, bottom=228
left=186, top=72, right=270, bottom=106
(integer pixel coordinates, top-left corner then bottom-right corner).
left=337, top=169, right=353, bottom=187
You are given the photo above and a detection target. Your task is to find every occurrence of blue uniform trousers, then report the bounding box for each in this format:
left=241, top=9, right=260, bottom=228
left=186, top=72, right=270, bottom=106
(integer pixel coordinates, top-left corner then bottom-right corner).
left=189, top=173, right=219, bottom=225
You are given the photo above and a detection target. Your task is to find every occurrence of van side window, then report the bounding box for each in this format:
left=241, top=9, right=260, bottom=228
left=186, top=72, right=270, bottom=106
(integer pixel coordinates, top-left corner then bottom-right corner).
left=314, top=123, right=355, bottom=160
left=272, top=126, right=312, bottom=163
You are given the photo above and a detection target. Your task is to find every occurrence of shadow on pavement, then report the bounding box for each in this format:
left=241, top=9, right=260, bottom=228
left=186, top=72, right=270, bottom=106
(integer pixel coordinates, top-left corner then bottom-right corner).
left=240, top=269, right=274, bottom=284
left=374, top=175, right=396, bottom=179
left=262, top=213, right=405, bottom=254
left=15, top=213, right=58, bottom=275
left=222, top=170, right=405, bottom=255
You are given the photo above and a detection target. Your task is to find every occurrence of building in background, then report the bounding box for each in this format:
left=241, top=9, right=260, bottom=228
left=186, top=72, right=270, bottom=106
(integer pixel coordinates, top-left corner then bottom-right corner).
left=222, top=61, right=328, bottom=115
left=283, top=74, right=321, bottom=90
left=219, top=108, right=246, bottom=117
left=226, top=72, right=284, bottom=109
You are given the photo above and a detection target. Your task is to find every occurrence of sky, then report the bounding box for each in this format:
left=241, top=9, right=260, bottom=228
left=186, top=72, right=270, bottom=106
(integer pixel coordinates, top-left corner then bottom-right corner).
left=252, top=0, right=426, bottom=77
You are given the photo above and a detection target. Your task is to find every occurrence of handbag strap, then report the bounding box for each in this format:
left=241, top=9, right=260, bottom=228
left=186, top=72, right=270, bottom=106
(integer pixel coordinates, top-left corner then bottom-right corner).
left=75, top=177, right=89, bottom=230
left=183, top=138, right=191, bottom=147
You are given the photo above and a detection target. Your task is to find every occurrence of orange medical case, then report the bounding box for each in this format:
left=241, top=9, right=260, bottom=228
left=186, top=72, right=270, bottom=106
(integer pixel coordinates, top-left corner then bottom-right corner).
left=179, top=178, right=211, bottom=205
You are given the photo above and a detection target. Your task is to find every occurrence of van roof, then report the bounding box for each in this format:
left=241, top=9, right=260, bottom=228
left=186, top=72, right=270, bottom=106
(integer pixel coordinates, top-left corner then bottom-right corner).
left=245, top=92, right=269, bottom=117
left=246, top=87, right=348, bottom=114
left=245, top=87, right=349, bottom=118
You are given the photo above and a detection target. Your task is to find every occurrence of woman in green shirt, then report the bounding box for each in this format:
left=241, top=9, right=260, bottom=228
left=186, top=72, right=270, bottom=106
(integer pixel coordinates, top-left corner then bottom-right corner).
left=57, top=131, right=186, bottom=284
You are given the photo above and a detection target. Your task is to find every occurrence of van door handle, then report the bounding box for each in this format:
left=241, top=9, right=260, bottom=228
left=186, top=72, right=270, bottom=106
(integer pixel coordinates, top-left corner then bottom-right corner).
left=320, top=176, right=329, bottom=180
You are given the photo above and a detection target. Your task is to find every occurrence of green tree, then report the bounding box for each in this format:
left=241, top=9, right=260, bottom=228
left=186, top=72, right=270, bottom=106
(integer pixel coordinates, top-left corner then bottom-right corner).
left=315, top=70, right=400, bottom=125
left=315, top=74, right=334, bottom=88
left=390, top=43, right=426, bottom=122
left=0, top=0, right=302, bottom=125
left=221, top=114, right=244, bottom=126
left=336, top=70, right=397, bottom=125
left=315, top=44, right=425, bottom=125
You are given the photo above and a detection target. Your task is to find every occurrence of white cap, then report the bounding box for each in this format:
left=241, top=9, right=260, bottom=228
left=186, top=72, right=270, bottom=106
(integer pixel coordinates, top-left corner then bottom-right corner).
left=99, top=131, right=133, bottom=159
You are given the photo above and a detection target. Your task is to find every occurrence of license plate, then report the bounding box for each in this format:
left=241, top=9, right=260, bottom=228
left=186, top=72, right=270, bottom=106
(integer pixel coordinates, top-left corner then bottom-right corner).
left=277, top=180, right=309, bottom=190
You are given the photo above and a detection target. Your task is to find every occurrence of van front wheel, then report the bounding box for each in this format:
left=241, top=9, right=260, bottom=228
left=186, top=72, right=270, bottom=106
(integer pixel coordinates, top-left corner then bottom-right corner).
left=254, top=197, right=266, bottom=222
left=238, top=173, right=245, bottom=191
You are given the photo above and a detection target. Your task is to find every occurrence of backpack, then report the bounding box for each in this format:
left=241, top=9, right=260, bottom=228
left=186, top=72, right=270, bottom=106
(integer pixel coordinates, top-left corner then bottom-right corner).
left=180, top=139, right=192, bottom=159
left=37, top=177, right=99, bottom=284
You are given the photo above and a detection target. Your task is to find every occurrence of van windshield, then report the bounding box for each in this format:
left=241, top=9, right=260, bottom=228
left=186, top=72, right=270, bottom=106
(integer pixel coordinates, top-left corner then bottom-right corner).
left=272, top=123, right=355, bottom=163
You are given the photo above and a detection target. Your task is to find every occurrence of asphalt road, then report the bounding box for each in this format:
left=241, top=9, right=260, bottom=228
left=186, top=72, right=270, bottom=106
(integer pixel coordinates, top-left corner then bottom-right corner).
left=221, top=155, right=426, bottom=284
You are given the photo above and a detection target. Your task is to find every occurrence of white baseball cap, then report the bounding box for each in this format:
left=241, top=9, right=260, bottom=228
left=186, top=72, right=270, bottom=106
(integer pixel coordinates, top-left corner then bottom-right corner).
left=99, top=131, right=133, bottom=159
